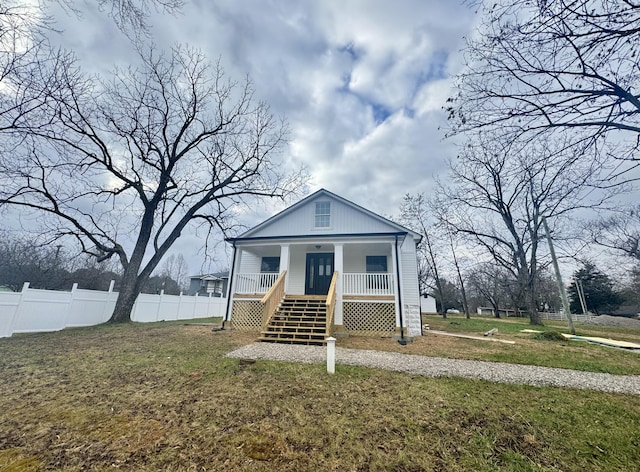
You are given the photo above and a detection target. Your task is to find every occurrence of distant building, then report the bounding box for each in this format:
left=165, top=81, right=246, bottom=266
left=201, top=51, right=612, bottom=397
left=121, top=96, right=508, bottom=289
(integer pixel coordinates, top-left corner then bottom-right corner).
left=188, top=272, right=229, bottom=297
left=420, top=294, right=437, bottom=314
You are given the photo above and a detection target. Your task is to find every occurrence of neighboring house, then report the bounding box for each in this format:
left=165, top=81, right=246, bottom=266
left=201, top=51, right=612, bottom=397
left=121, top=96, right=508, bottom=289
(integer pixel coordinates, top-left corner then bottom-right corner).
left=224, top=189, right=422, bottom=343
left=188, top=271, right=229, bottom=297
left=420, top=294, right=437, bottom=314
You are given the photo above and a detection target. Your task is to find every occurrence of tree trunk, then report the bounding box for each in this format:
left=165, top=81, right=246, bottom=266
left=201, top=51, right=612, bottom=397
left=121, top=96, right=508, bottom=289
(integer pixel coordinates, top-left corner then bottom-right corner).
left=491, top=300, right=500, bottom=319
left=109, top=257, right=146, bottom=323
left=525, top=283, right=542, bottom=325
left=110, top=282, right=139, bottom=323
left=461, top=288, right=470, bottom=319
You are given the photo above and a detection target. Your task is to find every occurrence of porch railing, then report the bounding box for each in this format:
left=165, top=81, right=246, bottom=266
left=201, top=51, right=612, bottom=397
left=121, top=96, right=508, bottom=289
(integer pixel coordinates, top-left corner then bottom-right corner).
left=343, top=273, right=394, bottom=296
left=325, top=271, right=339, bottom=337
left=260, top=270, right=287, bottom=328
left=235, top=272, right=279, bottom=294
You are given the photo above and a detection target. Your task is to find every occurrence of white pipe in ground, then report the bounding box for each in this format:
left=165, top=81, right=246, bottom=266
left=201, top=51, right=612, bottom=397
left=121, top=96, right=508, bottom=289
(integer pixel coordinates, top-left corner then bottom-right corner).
left=326, top=336, right=336, bottom=374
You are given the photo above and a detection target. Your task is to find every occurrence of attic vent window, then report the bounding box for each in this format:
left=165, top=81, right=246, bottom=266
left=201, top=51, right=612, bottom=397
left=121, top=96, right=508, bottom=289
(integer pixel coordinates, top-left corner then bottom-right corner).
left=315, top=202, right=330, bottom=228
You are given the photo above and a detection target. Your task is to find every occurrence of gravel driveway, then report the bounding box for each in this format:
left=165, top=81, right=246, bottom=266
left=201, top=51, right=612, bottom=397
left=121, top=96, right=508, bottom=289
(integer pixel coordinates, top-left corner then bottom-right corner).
left=227, top=343, right=640, bottom=395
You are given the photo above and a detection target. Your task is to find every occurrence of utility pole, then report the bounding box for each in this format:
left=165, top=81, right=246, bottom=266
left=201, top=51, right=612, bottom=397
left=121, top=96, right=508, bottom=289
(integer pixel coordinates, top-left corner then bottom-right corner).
left=542, top=217, right=575, bottom=334
left=576, top=279, right=588, bottom=315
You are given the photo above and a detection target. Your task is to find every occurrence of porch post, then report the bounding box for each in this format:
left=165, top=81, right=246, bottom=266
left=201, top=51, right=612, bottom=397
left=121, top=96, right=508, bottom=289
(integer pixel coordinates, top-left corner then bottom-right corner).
left=390, top=242, right=401, bottom=328
left=334, top=243, right=344, bottom=325
left=224, top=247, right=243, bottom=326
left=280, top=244, right=290, bottom=291
left=230, top=248, right=244, bottom=297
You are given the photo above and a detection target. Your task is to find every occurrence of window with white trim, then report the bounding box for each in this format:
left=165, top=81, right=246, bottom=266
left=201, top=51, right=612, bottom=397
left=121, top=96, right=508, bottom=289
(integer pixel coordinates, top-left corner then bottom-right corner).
left=315, top=201, right=330, bottom=228
left=366, top=255, right=388, bottom=273
left=261, top=257, right=280, bottom=273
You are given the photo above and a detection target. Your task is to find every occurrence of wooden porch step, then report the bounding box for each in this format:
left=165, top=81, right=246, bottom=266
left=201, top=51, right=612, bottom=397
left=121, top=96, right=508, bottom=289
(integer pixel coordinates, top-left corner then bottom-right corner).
left=278, top=304, right=326, bottom=311
left=262, top=327, right=326, bottom=335
left=270, top=318, right=326, bottom=325
left=274, top=308, right=326, bottom=314
left=271, top=317, right=326, bottom=323
left=278, top=301, right=326, bottom=307
left=261, top=331, right=326, bottom=338
left=258, top=337, right=326, bottom=346
left=271, top=315, right=325, bottom=320
left=258, top=295, right=329, bottom=346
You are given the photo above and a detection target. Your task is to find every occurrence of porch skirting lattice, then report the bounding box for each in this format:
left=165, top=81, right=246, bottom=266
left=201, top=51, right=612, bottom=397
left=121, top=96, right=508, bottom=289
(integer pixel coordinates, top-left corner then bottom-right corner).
left=231, top=300, right=263, bottom=331
left=343, top=302, right=395, bottom=336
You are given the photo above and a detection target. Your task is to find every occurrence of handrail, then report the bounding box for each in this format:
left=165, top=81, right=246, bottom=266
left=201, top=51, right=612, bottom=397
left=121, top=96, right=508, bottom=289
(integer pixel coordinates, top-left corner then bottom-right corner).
left=261, top=270, right=287, bottom=328
left=325, top=271, right=339, bottom=338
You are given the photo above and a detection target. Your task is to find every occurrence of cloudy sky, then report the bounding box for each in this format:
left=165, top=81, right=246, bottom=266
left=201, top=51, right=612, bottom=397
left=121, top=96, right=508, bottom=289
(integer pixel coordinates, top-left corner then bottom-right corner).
left=41, top=0, right=478, bottom=274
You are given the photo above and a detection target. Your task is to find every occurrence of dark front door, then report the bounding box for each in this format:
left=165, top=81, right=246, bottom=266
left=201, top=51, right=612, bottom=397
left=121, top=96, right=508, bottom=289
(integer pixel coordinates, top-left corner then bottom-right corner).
left=305, top=253, right=334, bottom=295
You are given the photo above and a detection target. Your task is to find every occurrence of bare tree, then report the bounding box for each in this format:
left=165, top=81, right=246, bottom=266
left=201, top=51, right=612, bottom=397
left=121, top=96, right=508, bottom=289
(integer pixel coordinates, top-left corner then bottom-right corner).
left=399, top=193, right=449, bottom=318
left=0, top=3, right=67, bottom=133
left=0, top=45, right=305, bottom=322
left=447, top=0, right=640, bottom=176
left=0, top=233, right=71, bottom=291
left=51, top=0, right=183, bottom=38
left=438, top=135, right=611, bottom=325
left=159, top=253, right=189, bottom=291
left=467, top=263, right=513, bottom=318
left=591, top=205, right=640, bottom=262
left=447, top=231, right=470, bottom=319
left=1, top=0, right=184, bottom=143
left=535, top=270, right=563, bottom=315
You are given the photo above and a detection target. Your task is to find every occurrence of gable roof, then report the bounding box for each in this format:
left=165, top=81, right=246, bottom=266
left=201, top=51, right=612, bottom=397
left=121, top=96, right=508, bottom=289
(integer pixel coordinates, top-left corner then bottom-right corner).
left=189, top=271, right=229, bottom=280
left=228, top=188, right=421, bottom=242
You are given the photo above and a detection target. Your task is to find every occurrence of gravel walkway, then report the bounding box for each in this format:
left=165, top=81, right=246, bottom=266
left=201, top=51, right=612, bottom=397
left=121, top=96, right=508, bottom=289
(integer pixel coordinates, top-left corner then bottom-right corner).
left=227, top=343, right=640, bottom=395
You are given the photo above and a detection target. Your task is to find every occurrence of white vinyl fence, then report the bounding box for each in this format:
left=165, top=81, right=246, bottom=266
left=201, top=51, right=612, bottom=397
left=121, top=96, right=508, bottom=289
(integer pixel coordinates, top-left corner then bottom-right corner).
left=476, top=307, right=593, bottom=323
left=0, top=281, right=227, bottom=338
left=540, top=311, right=594, bottom=323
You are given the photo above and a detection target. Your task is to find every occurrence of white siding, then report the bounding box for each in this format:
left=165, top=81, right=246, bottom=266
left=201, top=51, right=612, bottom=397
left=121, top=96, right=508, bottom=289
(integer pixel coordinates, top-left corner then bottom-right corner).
left=245, top=196, right=400, bottom=238
left=343, top=245, right=366, bottom=272
left=239, top=251, right=261, bottom=273
left=287, top=246, right=306, bottom=295
left=400, top=237, right=421, bottom=336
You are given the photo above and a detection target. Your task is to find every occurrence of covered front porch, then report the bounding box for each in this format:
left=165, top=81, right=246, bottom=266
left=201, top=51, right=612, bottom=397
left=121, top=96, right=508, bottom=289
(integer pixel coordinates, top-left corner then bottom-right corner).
left=227, top=239, right=402, bottom=339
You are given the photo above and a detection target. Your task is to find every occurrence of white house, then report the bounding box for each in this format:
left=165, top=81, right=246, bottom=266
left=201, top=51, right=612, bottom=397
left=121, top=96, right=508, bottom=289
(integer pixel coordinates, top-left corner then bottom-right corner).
left=421, top=294, right=437, bottom=314
left=223, top=189, right=422, bottom=344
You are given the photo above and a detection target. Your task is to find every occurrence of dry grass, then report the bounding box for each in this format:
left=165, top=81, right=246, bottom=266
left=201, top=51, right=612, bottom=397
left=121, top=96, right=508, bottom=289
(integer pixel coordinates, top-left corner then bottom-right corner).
left=1, top=320, right=639, bottom=471
left=345, top=314, right=640, bottom=375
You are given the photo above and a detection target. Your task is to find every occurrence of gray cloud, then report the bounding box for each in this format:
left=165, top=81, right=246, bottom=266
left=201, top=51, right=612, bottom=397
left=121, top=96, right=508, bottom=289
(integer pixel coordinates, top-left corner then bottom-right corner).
left=33, top=0, right=476, bottom=274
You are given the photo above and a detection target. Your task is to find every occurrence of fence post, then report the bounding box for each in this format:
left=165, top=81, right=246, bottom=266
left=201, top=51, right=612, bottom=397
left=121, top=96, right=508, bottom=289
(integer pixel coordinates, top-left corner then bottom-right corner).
left=177, top=291, right=183, bottom=320
left=7, top=282, right=30, bottom=338
left=192, top=292, right=199, bottom=319
left=155, top=289, right=164, bottom=321
left=207, top=292, right=212, bottom=319
left=102, top=280, right=116, bottom=322
left=63, top=283, right=79, bottom=329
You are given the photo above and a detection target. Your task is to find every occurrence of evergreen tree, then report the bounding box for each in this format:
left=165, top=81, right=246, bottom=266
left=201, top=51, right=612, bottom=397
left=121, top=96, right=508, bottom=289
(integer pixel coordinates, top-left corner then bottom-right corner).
left=568, top=262, right=623, bottom=315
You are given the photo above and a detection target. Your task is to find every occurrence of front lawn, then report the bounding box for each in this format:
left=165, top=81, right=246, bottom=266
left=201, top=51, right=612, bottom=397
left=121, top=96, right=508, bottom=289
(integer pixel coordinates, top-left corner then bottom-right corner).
left=1, top=321, right=639, bottom=471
